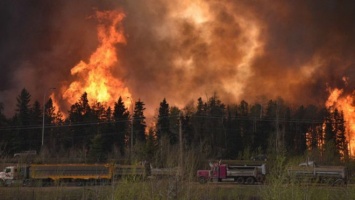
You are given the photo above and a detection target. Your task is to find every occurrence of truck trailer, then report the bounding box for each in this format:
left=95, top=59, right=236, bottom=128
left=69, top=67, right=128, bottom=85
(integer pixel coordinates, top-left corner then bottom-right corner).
left=197, top=161, right=266, bottom=184
left=287, top=161, right=347, bottom=186
left=0, top=163, right=153, bottom=186
left=0, top=164, right=115, bottom=186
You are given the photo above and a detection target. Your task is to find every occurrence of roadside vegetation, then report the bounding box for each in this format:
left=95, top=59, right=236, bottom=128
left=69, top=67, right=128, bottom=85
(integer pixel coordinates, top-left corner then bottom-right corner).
left=2, top=147, right=355, bottom=200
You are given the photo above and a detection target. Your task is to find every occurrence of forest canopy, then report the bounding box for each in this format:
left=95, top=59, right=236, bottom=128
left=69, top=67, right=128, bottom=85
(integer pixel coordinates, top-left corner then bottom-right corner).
left=0, top=88, right=349, bottom=164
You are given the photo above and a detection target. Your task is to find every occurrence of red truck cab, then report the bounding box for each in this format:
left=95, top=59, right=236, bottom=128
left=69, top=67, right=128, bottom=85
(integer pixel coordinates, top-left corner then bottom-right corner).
left=197, top=161, right=266, bottom=184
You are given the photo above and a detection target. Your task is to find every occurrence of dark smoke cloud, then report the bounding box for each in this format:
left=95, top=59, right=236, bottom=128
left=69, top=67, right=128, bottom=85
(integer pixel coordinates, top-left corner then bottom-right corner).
left=245, top=1, right=355, bottom=105
left=1, top=0, right=355, bottom=117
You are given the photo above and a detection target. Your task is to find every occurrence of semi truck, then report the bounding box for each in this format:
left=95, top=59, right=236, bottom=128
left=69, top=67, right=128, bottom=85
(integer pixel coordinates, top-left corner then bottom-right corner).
left=197, top=161, right=267, bottom=184
left=287, top=161, right=347, bottom=186
left=0, top=163, right=146, bottom=186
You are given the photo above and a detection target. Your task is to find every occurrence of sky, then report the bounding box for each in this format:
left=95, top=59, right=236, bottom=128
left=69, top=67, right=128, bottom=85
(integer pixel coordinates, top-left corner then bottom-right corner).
left=1, top=0, right=355, bottom=118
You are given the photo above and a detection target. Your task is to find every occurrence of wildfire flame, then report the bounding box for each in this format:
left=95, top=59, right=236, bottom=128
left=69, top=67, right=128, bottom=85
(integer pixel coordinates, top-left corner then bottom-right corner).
left=62, top=10, right=132, bottom=110
left=325, top=86, right=355, bottom=156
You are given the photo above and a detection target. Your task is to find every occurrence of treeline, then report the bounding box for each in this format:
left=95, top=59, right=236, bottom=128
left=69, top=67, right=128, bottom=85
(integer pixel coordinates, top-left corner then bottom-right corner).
left=0, top=88, right=349, bottom=164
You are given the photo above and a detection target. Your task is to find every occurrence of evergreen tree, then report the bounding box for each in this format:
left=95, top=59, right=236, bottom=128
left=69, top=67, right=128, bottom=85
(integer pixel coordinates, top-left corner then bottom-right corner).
left=156, top=98, right=170, bottom=142
left=13, top=88, right=32, bottom=152
left=225, top=105, right=242, bottom=159
left=101, top=107, right=115, bottom=154
left=238, top=100, right=253, bottom=154
left=205, top=94, right=226, bottom=157
left=44, top=98, right=63, bottom=153
left=88, top=134, right=106, bottom=162
left=113, top=97, right=129, bottom=156
left=145, top=127, right=157, bottom=161
left=289, top=105, right=308, bottom=155
left=133, top=99, right=146, bottom=143
left=0, top=102, right=9, bottom=154
left=335, top=111, right=348, bottom=160
left=264, top=100, right=278, bottom=154
left=44, top=98, right=56, bottom=125
left=67, top=92, right=93, bottom=148
left=250, top=103, right=264, bottom=152
left=191, top=97, right=207, bottom=149
left=307, top=107, right=326, bottom=151
left=181, top=113, right=193, bottom=148
left=168, top=106, right=180, bottom=145
left=325, top=109, right=348, bottom=160
left=91, top=102, right=106, bottom=121
left=29, top=101, right=42, bottom=150
left=324, top=109, right=335, bottom=142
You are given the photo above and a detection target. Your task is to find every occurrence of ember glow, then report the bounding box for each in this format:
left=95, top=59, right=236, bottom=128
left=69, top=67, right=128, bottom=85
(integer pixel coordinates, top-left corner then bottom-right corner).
left=326, top=86, right=355, bottom=156
left=62, top=10, right=132, bottom=109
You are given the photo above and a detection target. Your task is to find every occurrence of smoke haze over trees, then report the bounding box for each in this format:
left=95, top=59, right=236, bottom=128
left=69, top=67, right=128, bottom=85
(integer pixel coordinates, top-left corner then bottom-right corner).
left=0, top=1, right=355, bottom=164
left=1, top=0, right=355, bottom=118
left=0, top=89, right=349, bottom=164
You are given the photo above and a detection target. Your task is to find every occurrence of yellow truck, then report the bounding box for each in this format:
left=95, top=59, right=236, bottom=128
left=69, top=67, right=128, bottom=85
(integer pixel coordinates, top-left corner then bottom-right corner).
left=0, top=163, right=145, bottom=186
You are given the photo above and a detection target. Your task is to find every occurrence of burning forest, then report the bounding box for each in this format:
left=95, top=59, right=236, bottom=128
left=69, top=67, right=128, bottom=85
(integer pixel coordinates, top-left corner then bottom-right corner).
left=1, top=0, right=355, bottom=161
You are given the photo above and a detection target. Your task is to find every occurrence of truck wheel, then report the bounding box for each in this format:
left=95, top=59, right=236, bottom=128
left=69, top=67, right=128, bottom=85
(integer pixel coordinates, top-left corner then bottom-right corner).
left=235, top=177, right=244, bottom=184
left=199, top=177, right=207, bottom=184
left=246, top=177, right=255, bottom=185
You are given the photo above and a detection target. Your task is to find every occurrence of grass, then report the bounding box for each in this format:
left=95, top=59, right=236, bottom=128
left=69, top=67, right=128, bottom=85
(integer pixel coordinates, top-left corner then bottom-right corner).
left=2, top=148, right=355, bottom=199
left=2, top=176, right=355, bottom=200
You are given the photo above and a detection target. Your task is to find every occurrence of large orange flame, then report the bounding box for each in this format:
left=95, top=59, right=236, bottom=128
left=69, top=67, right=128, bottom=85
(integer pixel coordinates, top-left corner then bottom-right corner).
left=325, top=86, right=355, bottom=156
left=62, top=10, right=131, bottom=110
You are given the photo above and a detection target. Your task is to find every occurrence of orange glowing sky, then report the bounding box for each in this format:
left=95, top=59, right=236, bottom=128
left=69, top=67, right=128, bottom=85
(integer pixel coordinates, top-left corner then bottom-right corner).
left=1, top=0, right=355, bottom=126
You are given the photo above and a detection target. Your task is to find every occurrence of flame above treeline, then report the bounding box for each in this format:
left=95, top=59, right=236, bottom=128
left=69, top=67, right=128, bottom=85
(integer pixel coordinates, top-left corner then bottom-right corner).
left=1, top=0, right=355, bottom=141
left=61, top=10, right=131, bottom=110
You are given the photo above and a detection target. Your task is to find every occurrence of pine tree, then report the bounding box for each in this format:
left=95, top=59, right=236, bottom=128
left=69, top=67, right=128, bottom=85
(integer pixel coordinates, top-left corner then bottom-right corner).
left=156, top=98, right=170, bottom=142
left=113, top=97, right=129, bottom=156
left=67, top=92, right=93, bottom=148
left=238, top=100, right=252, bottom=155
left=29, top=100, right=42, bottom=150
left=181, top=113, right=193, bottom=148
left=250, top=103, right=263, bottom=153
left=169, top=106, right=180, bottom=145
left=0, top=102, right=9, bottom=153
left=225, top=105, right=242, bottom=159
left=43, top=98, right=62, bottom=152
left=289, top=105, right=308, bottom=155
left=145, top=127, right=157, bottom=161
left=191, top=97, right=207, bottom=149
left=335, top=111, right=348, bottom=160
left=207, top=94, right=226, bottom=157
left=88, top=134, right=106, bottom=162
left=133, top=99, right=146, bottom=143
left=13, top=88, right=32, bottom=152
left=101, top=107, right=115, bottom=154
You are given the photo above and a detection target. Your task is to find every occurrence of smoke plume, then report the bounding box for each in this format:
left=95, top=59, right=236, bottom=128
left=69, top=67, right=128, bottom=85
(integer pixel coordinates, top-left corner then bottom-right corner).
left=1, top=0, right=355, bottom=117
